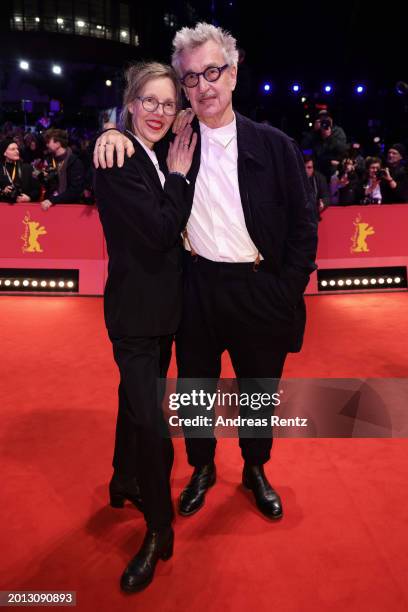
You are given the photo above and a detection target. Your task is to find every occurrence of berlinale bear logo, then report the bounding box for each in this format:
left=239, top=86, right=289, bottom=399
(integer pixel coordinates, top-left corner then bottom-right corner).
left=351, top=214, right=375, bottom=253
left=21, top=211, right=47, bottom=253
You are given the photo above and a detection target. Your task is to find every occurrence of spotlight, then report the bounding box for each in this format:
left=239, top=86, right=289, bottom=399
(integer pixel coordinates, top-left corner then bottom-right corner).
left=13, top=280, right=20, bottom=287
left=323, top=84, right=333, bottom=94
left=35, top=17, right=40, bottom=22
left=40, top=281, right=47, bottom=287
left=362, top=279, right=369, bottom=285
left=321, top=280, right=328, bottom=287
left=354, top=279, right=361, bottom=285
left=31, top=280, right=38, bottom=287
left=386, top=278, right=393, bottom=284
left=263, top=83, right=271, bottom=93
left=329, top=280, right=335, bottom=287
left=15, top=16, right=21, bottom=22
left=96, top=24, right=102, bottom=30
left=5, top=280, right=11, bottom=286
left=120, top=30, right=128, bottom=38
left=52, top=65, right=62, bottom=75
left=370, top=279, right=377, bottom=285
left=394, top=277, right=401, bottom=283
left=291, top=83, right=301, bottom=93
left=56, top=18, right=64, bottom=25
left=105, top=79, right=112, bottom=87
left=19, top=60, right=29, bottom=70
left=301, top=97, right=307, bottom=103
left=338, top=280, right=344, bottom=286
left=67, top=281, right=74, bottom=288
left=77, top=20, right=85, bottom=27
left=58, top=281, right=65, bottom=288
left=308, top=122, right=313, bottom=127
left=378, top=278, right=385, bottom=284
left=23, top=280, right=29, bottom=287
left=345, top=279, right=352, bottom=286
left=49, top=281, right=56, bottom=288
left=355, top=84, right=366, bottom=95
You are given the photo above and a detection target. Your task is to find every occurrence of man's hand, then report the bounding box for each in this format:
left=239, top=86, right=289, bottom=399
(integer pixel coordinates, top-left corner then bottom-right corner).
left=3, top=185, right=13, bottom=194
left=93, top=129, right=134, bottom=169
left=172, top=108, right=195, bottom=135
left=41, top=199, right=53, bottom=211
left=17, top=193, right=31, bottom=202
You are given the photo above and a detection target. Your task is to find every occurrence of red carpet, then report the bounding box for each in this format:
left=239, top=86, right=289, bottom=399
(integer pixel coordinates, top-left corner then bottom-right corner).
left=1, top=293, right=408, bottom=611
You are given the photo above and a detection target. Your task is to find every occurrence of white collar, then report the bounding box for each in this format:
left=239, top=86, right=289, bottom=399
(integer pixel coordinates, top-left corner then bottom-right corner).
left=128, top=131, right=160, bottom=166
left=199, top=114, right=237, bottom=148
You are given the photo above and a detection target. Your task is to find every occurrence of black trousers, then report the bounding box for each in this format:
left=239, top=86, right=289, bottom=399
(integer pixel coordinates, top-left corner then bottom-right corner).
left=176, top=254, right=290, bottom=468
left=109, top=333, right=174, bottom=531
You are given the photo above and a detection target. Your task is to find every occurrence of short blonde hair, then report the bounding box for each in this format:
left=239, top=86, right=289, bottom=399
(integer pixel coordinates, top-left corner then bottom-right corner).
left=120, top=61, right=181, bottom=132
left=171, top=22, right=239, bottom=77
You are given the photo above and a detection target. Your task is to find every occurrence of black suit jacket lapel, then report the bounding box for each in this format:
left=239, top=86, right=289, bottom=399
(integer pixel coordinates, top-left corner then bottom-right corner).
left=126, top=132, right=163, bottom=193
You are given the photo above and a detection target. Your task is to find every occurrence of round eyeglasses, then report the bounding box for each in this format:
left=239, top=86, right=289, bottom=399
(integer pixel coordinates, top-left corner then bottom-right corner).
left=180, top=64, right=229, bottom=88
left=136, top=96, right=177, bottom=116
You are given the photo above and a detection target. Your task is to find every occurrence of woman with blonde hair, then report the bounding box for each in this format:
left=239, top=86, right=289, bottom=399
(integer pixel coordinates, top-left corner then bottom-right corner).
left=95, top=61, right=197, bottom=593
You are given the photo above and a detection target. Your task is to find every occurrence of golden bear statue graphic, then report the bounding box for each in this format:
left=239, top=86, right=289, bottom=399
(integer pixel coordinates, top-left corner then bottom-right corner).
left=21, top=212, right=47, bottom=253
left=351, top=215, right=375, bottom=253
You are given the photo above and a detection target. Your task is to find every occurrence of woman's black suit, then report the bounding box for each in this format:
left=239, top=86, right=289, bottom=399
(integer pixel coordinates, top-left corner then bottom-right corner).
left=95, top=133, right=192, bottom=530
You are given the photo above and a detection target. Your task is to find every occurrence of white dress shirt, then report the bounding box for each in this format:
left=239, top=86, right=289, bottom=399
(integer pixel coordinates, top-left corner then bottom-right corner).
left=185, top=115, right=260, bottom=262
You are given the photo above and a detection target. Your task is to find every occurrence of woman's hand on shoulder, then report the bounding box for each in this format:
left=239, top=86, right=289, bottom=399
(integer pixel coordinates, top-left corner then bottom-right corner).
left=167, top=125, right=197, bottom=177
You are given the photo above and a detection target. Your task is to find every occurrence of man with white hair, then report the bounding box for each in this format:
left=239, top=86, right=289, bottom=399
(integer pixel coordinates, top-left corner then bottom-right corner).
left=95, top=22, right=318, bottom=522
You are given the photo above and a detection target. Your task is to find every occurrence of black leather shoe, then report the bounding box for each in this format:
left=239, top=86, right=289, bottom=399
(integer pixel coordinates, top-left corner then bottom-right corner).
left=109, top=471, right=143, bottom=512
left=242, top=464, right=283, bottom=519
left=120, top=527, right=174, bottom=593
left=178, top=463, right=216, bottom=516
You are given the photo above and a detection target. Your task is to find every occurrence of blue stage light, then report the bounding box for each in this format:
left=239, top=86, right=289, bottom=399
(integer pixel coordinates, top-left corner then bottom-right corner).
left=323, top=84, right=333, bottom=94
left=291, top=83, right=301, bottom=93
left=263, top=83, right=271, bottom=93
left=355, top=84, right=366, bottom=95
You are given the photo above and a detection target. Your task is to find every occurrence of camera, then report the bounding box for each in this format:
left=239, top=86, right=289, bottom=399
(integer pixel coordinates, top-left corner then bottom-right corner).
left=39, top=168, right=58, bottom=185
left=375, top=169, right=387, bottom=180
left=320, top=118, right=332, bottom=130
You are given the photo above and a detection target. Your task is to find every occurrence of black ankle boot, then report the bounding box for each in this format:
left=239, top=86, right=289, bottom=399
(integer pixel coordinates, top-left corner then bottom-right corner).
left=109, top=471, right=143, bottom=512
left=120, top=527, right=174, bottom=593
left=242, top=464, right=283, bottom=519
left=178, top=463, right=216, bottom=516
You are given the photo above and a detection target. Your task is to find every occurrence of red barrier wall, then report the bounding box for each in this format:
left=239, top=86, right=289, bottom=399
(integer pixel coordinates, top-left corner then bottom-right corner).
left=1, top=203, right=407, bottom=296
left=0, top=204, right=106, bottom=295
left=306, top=204, right=408, bottom=293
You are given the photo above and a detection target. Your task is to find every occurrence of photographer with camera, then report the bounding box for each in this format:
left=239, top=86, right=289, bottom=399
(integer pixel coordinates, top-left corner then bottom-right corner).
left=361, top=157, right=385, bottom=204
left=0, top=138, right=40, bottom=204
left=330, top=156, right=361, bottom=205
left=41, top=129, right=84, bottom=211
left=301, top=110, right=348, bottom=181
left=380, top=144, right=408, bottom=204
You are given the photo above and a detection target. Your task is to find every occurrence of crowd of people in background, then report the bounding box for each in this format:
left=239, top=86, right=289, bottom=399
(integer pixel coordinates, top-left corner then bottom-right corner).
left=0, top=123, right=94, bottom=207
left=1, top=112, right=408, bottom=211
left=301, top=110, right=408, bottom=217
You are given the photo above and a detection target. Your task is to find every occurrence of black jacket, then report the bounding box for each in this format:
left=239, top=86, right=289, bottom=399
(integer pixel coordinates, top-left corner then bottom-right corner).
left=0, top=161, right=40, bottom=203
left=44, top=152, right=84, bottom=204
left=155, top=112, right=318, bottom=352
left=95, top=133, right=192, bottom=337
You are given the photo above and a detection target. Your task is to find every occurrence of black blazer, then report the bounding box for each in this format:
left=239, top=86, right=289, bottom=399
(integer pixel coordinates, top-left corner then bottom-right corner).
left=95, top=133, right=192, bottom=337
left=156, top=112, right=318, bottom=352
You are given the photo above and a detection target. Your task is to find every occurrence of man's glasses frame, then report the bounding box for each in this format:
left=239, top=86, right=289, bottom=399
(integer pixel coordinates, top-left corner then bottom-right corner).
left=180, top=64, right=229, bottom=88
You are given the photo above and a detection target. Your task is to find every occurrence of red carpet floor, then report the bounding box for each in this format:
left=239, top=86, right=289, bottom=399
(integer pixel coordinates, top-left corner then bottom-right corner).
left=1, top=293, right=408, bottom=611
